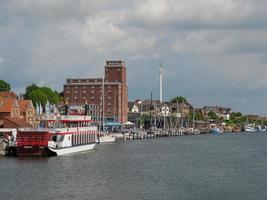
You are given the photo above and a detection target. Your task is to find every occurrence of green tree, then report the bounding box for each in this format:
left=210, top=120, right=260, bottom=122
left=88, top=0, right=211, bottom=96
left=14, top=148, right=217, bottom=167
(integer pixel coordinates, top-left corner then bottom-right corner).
left=208, top=110, right=219, bottom=121
left=27, top=89, right=47, bottom=106
left=170, top=96, right=188, bottom=104
left=40, top=87, right=60, bottom=104
left=25, top=84, right=38, bottom=96
left=0, top=80, right=11, bottom=91
left=25, top=84, right=60, bottom=106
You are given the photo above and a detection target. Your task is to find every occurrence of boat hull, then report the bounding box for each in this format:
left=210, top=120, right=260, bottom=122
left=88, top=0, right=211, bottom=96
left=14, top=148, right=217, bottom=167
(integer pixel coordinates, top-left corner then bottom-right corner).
left=16, top=146, right=54, bottom=157
left=99, top=135, right=116, bottom=143
left=48, top=143, right=95, bottom=156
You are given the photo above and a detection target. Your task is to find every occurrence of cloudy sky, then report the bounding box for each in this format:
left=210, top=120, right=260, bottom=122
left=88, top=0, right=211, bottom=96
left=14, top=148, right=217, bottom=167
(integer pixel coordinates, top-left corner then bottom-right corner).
left=1, top=0, right=267, bottom=114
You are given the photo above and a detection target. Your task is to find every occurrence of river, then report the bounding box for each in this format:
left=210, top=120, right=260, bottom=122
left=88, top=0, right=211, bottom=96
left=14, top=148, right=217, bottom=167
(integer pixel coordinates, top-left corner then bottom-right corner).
left=1, top=133, right=267, bottom=200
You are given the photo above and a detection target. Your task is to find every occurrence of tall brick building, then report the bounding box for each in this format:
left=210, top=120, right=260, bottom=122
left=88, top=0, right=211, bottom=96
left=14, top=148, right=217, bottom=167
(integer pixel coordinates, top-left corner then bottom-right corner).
left=63, top=60, right=128, bottom=123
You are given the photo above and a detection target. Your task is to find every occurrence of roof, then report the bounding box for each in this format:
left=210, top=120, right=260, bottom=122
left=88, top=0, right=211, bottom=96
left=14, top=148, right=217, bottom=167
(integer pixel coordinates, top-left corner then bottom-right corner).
left=0, top=98, right=19, bottom=113
left=18, top=100, right=34, bottom=113
left=3, top=117, right=33, bottom=128
left=0, top=91, right=18, bottom=99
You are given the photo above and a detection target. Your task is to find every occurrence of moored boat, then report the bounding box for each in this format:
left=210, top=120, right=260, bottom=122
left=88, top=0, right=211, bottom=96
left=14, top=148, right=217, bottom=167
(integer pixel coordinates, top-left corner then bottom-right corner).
left=16, top=115, right=98, bottom=156
left=98, top=134, right=116, bottom=143
left=211, top=127, right=223, bottom=134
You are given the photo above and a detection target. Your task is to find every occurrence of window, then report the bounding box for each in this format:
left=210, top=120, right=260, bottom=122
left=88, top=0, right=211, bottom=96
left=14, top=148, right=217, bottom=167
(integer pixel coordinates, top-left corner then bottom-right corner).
left=91, top=86, right=95, bottom=88
left=91, top=90, right=95, bottom=94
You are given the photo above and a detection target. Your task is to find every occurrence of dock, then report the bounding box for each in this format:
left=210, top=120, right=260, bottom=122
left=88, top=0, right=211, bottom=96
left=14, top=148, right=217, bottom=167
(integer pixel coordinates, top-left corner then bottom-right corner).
left=122, top=128, right=210, bottom=140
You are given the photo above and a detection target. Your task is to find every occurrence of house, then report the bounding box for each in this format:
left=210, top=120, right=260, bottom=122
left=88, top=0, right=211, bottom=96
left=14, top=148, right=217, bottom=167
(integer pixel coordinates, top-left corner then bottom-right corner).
left=168, top=102, right=193, bottom=117
left=0, top=98, right=21, bottom=119
left=0, top=98, right=35, bottom=128
left=18, top=100, right=36, bottom=125
left=1, top=117, right=32, bottom=128
left=203, top=106, right=232, bottom=120
left=0, top=91, right=18, bottom=99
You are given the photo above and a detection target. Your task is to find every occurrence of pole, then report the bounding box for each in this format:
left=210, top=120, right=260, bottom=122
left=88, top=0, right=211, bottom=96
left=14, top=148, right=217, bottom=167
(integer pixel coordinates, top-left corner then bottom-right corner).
left=102, top=74, right=105, bottom=133
left=113, top=89, right=116, bottom=131
left=193, top=107, right=195, bottom=129
left=159, top=63, right=163, bottom=103
left=150, top=92, right=153, bottom=130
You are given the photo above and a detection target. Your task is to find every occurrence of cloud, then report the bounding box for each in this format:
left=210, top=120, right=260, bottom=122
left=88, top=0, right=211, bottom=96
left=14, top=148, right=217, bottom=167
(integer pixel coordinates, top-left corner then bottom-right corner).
left=1, top=0, right=267, bottom=114
left=0, top=57, right=5, bottom=66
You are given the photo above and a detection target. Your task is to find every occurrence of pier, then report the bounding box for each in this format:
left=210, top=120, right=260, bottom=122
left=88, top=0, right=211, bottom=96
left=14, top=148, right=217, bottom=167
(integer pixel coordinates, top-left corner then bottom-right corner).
left=122, top=128, right=210, bottom=140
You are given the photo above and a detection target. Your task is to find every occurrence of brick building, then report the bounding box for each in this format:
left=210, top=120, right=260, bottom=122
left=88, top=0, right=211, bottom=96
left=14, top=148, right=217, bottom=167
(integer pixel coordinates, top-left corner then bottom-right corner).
left=63, top=60, right=128, bottom=123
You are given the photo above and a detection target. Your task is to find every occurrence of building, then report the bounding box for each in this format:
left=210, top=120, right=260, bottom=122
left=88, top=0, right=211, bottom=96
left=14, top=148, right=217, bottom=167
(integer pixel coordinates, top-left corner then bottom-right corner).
left=63, top=60, right=128, bottom=123
left=0, top=91, right=18, bottom=99
left=202, top=106, right=232, bottom=121
left=0, top=98, right=34, bottom=128
left=0, top=98, right=21, bottom=119
left=18, top=100, right=36, bottom=125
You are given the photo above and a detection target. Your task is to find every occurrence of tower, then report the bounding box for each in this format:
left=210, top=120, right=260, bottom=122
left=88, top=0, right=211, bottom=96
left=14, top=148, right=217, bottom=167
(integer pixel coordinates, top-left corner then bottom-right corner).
left=159, top=63, right=163, bottom=103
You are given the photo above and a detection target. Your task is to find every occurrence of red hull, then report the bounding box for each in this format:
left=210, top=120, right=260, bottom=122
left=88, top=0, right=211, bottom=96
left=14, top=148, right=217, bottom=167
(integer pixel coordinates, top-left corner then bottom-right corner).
left=16, top=146, right=55, bottom=157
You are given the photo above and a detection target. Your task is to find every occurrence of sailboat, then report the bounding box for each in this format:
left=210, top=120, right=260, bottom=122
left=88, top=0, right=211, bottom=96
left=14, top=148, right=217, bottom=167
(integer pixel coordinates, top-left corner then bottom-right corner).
left=98, top=74, right=116, bottom=143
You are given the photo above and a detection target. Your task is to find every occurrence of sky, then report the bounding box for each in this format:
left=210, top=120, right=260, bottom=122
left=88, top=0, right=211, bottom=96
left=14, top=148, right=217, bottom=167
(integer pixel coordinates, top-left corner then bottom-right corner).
left=1, top=0, right=267, bottom=115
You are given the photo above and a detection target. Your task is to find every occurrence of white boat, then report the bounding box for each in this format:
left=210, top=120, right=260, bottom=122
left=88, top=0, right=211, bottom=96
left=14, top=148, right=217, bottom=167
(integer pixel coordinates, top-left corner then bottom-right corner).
left=211, top=127, right=223, bottom=134
left=98, top=133, right=116, bottom=143
left=245, top=125, right=258, bottom=132
left=16, top=115, right=98, bottom=156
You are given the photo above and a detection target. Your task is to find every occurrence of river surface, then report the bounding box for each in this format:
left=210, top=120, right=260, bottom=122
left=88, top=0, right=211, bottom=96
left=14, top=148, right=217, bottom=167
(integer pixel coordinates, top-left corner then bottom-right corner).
left=1, top=133, right=267, bottom=200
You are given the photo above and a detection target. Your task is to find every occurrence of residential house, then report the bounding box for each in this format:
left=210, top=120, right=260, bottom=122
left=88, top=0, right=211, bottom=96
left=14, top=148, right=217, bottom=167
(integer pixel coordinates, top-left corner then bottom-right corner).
left=203, top=106, right=232, bottom=120
left=0, top=98, right=21, bottom=119
left=0, top=98, right=34, bottom=128
left=18, top=100, right=36, bottom=126
left=0, top=91, right=18, bottom=99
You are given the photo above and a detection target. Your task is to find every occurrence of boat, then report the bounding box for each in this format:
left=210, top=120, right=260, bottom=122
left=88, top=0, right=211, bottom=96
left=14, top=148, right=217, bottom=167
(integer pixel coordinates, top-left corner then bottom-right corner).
left=98, top=133, right=116, bottom=143
left=16, top=115, right=98, bottom=156
left=211, top=127, right=223, bottom=134
left=245, top=124, right=258, bottom=132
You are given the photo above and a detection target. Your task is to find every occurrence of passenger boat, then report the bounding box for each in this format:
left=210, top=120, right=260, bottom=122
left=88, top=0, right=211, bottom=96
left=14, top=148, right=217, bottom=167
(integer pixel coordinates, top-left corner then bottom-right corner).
left=16, top=115, right=98, bottom=156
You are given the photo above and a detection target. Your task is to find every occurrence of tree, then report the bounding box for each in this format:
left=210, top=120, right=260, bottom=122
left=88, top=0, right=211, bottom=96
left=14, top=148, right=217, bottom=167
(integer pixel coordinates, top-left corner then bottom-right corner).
left=170, top=96, right=188, bottom=104
left=207, top=110, right=219, bottom=121
left=25, top=84, right=60, bottom=106
left=27, top=89, right=47, bottom=106
left=0, top=80, right=11, bottom=91
left=40, top=87, right=60, bottom=104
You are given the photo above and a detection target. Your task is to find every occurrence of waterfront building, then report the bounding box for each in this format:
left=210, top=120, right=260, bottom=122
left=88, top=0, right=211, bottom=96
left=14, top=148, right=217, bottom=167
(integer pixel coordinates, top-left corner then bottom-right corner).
left=0, top=98, right=33, bottom=128
left=18, top=100, right=36, bottom=125
left=63, top=60, right=128, bottom=123
left=0, top=91, right=18, bottom=99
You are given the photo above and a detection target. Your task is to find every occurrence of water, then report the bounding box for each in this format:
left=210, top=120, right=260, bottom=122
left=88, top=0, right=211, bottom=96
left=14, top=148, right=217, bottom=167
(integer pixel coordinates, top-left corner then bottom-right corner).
left=1, top=133, right=267, bottom=200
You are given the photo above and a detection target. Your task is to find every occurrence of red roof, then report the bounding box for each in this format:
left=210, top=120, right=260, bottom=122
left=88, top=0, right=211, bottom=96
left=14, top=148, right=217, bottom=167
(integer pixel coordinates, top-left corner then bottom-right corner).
left=3, top=117, right=33, bottom=128
left=0, top=91, right=18, bottom=99
left=18, top=100, right=34, bottom=113
left=0, top=98, right=19, bottom=113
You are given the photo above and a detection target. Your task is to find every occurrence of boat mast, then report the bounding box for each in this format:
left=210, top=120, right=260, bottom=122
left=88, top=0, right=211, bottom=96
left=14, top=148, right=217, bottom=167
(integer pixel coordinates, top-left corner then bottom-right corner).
left=159, top=63, right=163, bottom=103
left=113, top=89, right=116, bottom=131
left=102, top=74, right=105, bottom=132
